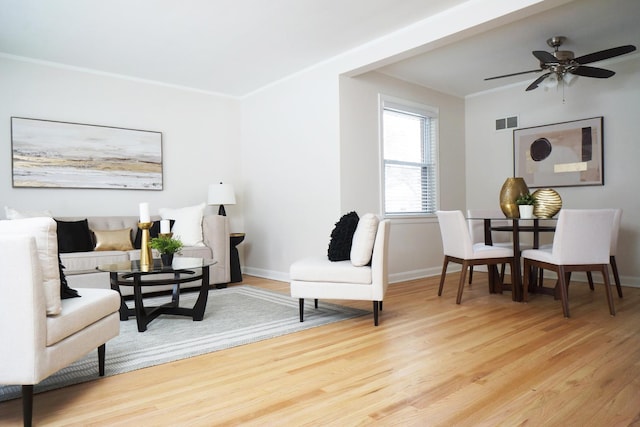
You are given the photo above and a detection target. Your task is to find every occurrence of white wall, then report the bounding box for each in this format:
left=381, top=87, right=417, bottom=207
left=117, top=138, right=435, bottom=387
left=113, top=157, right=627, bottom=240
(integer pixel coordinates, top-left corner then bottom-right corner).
left=240, top=66, right=342, bottom=281
left=0, top=57, right=244, bottom=231
left=339, top=71, right=466, bottom=281
left=465, top=56, right=640, bottom=286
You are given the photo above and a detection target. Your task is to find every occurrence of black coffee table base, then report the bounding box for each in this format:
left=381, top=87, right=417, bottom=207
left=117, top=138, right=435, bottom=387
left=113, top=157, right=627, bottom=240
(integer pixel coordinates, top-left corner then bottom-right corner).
left=109, top=266, right=210, bottom=332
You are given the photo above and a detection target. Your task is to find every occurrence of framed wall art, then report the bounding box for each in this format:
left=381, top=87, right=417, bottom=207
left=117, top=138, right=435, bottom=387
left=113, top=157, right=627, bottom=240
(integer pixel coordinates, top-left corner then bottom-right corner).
left=513, top=116, right=603, bottom=188
left=11, top=117, right=163, bottom=190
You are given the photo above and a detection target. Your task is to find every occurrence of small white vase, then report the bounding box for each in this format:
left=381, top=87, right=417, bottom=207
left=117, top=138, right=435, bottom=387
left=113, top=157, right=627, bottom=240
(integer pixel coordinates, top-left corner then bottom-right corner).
left=518, top=205, right=534, bottom=219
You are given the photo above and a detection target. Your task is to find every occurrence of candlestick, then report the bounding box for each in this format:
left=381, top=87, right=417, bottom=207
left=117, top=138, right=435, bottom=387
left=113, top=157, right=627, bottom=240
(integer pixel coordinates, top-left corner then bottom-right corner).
left=139, top=202, right=150, bottom=223
left=138, top=221, right=153, bottom=267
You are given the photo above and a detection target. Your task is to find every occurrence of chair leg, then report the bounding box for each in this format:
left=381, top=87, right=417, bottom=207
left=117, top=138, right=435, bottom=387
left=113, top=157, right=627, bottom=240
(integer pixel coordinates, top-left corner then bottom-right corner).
left=468, top=266, right=474, bottom=285
left=558, top=267, right=570, bottom=318
left=522, top=259, right=530, bottom=302
left=587, top=271, right=595, bottom=290
left=373, top=301, right=379, bottom=326
left=379, top=301, right=383, bottom=311
left=611, top=256, right=623, bottom=298
left=298, top=298, right=304, bottom=322
left=500, top=263, right=506, bottom=282
left=314, top=299, right=318, bottom=309
left=98, top=344, right=106, bottom=376
left=456, top=262, right=470, bottom=304
left=601, top=265, right=616, bottom=316
left=22, top=385, right=33, bottom=427
left=438, top=257, right=449, bottom=296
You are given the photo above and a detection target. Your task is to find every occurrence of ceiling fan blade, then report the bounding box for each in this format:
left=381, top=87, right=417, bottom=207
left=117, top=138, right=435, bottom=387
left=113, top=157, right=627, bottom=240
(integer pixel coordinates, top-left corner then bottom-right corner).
left=571, top=66, right=615, bottom=78
left=574, top=45, right=636, bottom=65
left=532, top=50, right=558, bottom=64
left=484, top=69, right=542, bottom=81
left=525, top=72, right=551, bottom=91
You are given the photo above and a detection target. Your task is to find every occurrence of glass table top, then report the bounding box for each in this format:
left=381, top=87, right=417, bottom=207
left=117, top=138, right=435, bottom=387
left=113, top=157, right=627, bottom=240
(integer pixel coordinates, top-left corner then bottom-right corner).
left=97, top=257, right=216, bottom=274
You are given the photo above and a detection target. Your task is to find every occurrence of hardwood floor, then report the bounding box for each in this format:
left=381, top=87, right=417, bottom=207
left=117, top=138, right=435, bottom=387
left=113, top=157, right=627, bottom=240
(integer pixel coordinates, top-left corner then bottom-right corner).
left=2, top=273, right=640, bottom=426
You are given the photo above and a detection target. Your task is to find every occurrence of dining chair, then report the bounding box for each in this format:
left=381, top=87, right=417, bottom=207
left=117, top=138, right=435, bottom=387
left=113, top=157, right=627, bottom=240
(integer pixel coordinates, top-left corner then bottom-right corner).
left=466, top=209, right=513, bottom=284
left=436, top=210, right=515, bottom=304
left=586, top=208, right=623, bottom=298
left=522, top=209, right=616, bottom=317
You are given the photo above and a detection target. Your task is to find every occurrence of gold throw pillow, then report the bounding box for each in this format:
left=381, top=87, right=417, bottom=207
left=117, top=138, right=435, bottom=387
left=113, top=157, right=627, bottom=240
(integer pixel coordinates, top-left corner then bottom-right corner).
left=93, top=228, right=134, bottom=251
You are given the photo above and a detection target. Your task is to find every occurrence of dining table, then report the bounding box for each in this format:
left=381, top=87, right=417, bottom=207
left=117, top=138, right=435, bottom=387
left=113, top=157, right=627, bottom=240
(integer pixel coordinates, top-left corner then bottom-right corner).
left=470, top=217, right=557, bottom=301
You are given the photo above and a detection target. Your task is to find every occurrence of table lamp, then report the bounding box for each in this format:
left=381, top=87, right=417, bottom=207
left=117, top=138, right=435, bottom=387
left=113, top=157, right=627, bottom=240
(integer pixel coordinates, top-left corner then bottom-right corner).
left=208, top=182, right=236, bottom=216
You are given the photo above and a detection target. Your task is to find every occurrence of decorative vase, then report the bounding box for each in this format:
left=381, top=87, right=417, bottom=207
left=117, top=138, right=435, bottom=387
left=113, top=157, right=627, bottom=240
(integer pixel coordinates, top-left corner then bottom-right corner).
left=532, top=188, right=562, bottom=218
left=161, top=253, right=174, bottom=266
left=518, top=205, right=534, bottom=219
left=499, top=177, right=529, bottom=218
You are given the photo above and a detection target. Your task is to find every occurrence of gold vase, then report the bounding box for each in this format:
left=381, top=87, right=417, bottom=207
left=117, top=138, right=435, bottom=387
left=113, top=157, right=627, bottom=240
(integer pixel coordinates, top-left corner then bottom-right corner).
left=532, top=188, right=562, bottom=218
left=499, top=177, right=529, bottom=218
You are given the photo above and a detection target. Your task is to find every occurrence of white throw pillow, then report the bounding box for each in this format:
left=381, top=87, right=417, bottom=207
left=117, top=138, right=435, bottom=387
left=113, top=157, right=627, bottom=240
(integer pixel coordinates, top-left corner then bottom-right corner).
left=158, top=203, right=206, bottom=246
left=350, top=213, right=380, bottom=267
left=5, top=206, right=53, bottom=220
left=0, top=217, right=62, bottom=315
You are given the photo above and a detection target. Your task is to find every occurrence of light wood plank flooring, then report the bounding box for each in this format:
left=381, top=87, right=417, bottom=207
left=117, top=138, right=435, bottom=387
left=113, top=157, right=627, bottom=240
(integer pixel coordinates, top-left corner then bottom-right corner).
left=1, top=273, right=639, bottom=426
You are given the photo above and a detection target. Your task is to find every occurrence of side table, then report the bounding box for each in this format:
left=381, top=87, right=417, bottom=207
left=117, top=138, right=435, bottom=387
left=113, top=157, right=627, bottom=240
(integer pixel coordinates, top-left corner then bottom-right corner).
left=230, top=232, right=245, bottom=283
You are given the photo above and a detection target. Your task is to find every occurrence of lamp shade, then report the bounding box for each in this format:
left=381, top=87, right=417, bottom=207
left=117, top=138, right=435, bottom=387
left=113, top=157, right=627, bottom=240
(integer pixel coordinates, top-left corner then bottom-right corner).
left=208, top=183, right=236, bottom=206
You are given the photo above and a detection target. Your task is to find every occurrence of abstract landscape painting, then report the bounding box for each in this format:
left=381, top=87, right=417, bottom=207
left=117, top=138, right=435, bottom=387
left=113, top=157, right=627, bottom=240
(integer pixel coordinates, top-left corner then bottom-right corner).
left=11, top=117, right=163, bottom=190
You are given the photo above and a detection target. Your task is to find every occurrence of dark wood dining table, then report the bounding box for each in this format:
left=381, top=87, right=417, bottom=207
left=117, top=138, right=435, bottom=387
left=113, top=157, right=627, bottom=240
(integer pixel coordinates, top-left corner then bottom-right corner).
left=475, top=217, right=557, bottom=301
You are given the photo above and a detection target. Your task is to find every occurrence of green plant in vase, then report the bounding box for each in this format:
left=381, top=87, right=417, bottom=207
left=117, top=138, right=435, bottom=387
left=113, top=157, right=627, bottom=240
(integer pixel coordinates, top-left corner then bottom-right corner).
left=149, top=235, right=183, bottom=265
left=515, top=193, right=536, bottom=219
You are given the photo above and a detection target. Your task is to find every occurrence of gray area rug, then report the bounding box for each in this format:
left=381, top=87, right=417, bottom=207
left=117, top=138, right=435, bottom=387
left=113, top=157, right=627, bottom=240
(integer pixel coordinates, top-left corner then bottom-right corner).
left=0, top=285, right=368, bottom=402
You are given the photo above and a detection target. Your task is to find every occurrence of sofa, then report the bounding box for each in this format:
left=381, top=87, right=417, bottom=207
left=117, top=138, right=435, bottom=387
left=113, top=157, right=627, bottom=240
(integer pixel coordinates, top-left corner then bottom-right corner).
left=55, top=214, right=231, bottom=295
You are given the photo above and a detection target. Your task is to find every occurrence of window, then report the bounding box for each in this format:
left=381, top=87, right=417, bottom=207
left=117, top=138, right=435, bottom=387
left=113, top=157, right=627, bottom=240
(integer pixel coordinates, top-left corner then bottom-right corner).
left=380, top=96, right=438, bottom=216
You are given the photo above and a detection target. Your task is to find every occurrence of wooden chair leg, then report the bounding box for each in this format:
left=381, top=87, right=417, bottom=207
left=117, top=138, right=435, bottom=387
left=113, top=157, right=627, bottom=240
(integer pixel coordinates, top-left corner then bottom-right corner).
left=22, top=385, right=33, bottom=427
left=456, top=262, right=469, bottom=304
left=500, top=263, right=506, bottom=282
left=587, top=271, right=595, bottom=290
left=522, top=259, right=530, bottom=302
left=314, top=299, right=318, bottom=309
left=98, top=344, right=106, bottom=376
left=601, top=265, right=616, bottom=316
left=611, top=256, right=623, bottom=298
left=298, top=298, right=304, bottom=322
left=438, top=257, right=449, bottom=296
left=558, top=267, right=570, bottom=318
left=373, top=301, right=379, bottom=326
left=468, top=266, right=474, bottom=285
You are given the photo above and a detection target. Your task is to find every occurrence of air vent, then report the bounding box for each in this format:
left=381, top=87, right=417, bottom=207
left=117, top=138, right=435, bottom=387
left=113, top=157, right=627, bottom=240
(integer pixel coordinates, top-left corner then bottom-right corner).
left=495, top=115, right=518, bottom=131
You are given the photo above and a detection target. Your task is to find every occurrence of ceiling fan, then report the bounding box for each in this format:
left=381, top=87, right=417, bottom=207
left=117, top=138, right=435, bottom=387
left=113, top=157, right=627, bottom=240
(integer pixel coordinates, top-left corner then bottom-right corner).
left=485, top=36, right=637, bottom=91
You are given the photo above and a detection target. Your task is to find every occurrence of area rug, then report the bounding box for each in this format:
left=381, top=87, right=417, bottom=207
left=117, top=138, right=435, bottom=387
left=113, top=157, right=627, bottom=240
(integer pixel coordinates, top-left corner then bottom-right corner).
left=0, top=285, right=369, bottom=402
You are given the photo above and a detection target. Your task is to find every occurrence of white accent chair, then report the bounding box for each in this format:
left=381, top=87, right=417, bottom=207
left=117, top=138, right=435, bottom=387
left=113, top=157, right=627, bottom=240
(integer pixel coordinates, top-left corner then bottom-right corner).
left=290, top=217, right=390, bottom=326
left=466, top=209, right=514, bottom=284
left=436, top=210, right=515, bottom=304
left=522, top=209, right=616, bottom=318
left=0, top=219, right=120, bottom=427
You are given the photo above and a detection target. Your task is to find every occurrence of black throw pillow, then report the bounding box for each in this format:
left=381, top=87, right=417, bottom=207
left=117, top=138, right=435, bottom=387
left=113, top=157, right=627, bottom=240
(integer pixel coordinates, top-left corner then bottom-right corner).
left=134, top=219, right=175, bottom=249
left=59, top=255, right=80, bottom=299
left=55, top=219, right=94, bottom=253
left=327, top=211, right=359, bottom=261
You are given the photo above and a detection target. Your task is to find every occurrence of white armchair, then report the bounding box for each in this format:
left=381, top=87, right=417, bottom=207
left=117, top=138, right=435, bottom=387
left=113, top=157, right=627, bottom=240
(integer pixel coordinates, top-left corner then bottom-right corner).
left=290, top=216, right=390, bottom=326
left=0, top=218, right=120, bottom=426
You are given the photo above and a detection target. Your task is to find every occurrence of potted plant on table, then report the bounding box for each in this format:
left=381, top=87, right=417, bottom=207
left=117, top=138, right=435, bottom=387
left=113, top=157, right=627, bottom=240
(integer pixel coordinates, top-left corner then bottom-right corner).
left=515, top=193, right=536, bottom=219
left=149, top=235, right=183, bottom=265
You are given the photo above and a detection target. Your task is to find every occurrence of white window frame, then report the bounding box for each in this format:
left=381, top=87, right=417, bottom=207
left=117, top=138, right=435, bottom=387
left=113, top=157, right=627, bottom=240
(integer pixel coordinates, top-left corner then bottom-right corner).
left=379, top=94, right=440, bottom=219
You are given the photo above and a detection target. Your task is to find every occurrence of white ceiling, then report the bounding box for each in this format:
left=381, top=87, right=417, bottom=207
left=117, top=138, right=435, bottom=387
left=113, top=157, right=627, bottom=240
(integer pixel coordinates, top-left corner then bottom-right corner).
left=1, top=0, right=638, bottom=98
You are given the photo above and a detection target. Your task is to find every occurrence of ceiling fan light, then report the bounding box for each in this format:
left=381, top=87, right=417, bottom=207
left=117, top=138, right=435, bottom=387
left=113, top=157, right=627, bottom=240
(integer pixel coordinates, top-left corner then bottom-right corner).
left=543, top=73, right=559, bottom=89
left=563, top=72, right=577, bottom=85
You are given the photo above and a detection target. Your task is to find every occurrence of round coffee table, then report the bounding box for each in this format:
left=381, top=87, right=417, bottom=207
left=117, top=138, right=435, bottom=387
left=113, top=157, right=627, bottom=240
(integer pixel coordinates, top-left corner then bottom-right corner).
left=97, top=257, right=216, bottom=332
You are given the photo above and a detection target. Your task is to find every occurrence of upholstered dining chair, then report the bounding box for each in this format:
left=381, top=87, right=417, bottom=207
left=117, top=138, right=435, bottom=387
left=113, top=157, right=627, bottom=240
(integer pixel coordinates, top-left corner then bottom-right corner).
left=466, top=209, right=514, bottom=284
left=521, top=209, right=616, bottom=318
left=436, top=210, right=515, bottom=304
left=0, top=218, right=120, bottom=426
left=586, top=208, right=623, bottom=298
left=290, top=215, right=390, bottom=326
